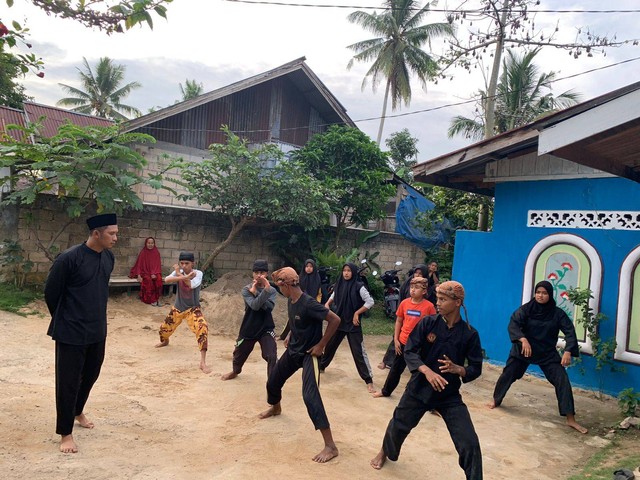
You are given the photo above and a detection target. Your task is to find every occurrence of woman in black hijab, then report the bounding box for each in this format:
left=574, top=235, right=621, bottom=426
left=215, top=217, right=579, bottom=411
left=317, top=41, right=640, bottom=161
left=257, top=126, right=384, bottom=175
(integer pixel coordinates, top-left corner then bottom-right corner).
left=488, top=280, right=588, bottom=434
left=319, top=262, right=376, bottom=392
left=378, top=264, right=430, bottom=370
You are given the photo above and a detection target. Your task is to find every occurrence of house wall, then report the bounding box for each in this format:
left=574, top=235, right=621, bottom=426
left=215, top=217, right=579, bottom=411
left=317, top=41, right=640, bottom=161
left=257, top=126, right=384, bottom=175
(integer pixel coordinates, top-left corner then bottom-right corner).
left=4, top=196, right=425, bottom=284
left=452, top=176, right=640, bottom=395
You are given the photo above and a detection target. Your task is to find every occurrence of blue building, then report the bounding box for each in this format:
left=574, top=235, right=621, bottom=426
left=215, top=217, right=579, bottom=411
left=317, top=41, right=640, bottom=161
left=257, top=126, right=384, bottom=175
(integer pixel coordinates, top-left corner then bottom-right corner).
left=414, top=82, right=640, bottom=395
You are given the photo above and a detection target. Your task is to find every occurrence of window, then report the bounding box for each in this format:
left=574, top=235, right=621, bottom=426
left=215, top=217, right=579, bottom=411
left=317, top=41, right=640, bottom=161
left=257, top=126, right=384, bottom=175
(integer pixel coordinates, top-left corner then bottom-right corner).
left=616, top=247, right=640, bottom=365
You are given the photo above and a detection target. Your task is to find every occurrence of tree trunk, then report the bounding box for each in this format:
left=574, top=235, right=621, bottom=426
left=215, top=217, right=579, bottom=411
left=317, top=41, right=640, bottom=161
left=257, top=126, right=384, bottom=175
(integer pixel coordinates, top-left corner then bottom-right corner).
left=376, top=80, right=392, bottom=145
left=484, top=1, right=508, bottom=139
left=200, top=216, right=252, bottom=271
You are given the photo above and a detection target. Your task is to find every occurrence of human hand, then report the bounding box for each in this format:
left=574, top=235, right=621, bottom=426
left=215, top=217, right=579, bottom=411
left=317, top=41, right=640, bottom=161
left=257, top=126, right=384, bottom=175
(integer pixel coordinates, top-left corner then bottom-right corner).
left=353, top=313, right=360, bottom=326
left=520, top=338, right=532, bottom=357
left=394, top=339, right=402, bottom=355
left=151, top=274, right=156, bottom=280
left=136, top=275, right=142, bottom=282
left=561, top=351, right=572, bottom=367
left=307, top=344, right=324, bottom=357
left=438, top=355, right=463, bottom=376
left=423, top=367, right=448, bottom=392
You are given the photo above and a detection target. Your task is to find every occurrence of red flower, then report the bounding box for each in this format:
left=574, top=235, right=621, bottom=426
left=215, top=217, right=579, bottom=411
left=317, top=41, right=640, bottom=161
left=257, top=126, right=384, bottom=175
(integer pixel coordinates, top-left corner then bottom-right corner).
left=561, top=262, right=573, bottom=270
left=547, top=273, right=558, bottom=280
left=36, top=72, right=45, bottom=78
left=560, top=291, right=569, bottom=299
left=0, top=23, right=9, bottom=37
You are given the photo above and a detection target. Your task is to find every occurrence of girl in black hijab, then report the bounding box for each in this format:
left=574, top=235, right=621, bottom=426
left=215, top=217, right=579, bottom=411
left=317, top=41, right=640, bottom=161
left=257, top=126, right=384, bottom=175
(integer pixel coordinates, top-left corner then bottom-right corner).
left=319, top=263, right=376, bottom=392
left=299, top=259, right=321, bottom=301
left=488, top=280, right=588, bottom=434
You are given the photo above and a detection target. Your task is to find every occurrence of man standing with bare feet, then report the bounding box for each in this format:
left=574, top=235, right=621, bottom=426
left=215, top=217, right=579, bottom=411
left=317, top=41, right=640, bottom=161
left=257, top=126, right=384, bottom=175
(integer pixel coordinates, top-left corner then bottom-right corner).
left=45, top=213, right=118, bottom=454
left=155, top=252, right=211, bottom=374
left=259, top=267, right=340, bottom=463
left=370, top=281, right=483, bottom=479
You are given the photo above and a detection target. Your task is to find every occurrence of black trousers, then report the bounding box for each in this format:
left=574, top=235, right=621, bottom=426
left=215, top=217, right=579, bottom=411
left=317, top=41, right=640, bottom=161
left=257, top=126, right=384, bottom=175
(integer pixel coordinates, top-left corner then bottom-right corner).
left=492, top=355, right=575, bottom=416
left=381, top=339, right=395, bottom=368
left=231, top=332, right=277, bottom=378
left=55, top=340, right=106, bottom=436
left=380, top=344, right=407, bottom=396
left=266, top=349, right=330, bottom=430
left=383, top=389, right=483, bottom=480
left=319, top=329, right=373, bottom=384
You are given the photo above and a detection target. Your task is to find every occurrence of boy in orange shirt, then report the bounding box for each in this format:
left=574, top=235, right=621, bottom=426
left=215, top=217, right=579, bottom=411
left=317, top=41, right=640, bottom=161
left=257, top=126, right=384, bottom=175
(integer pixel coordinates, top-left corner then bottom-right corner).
left=372, top=277, right=435, bottom=398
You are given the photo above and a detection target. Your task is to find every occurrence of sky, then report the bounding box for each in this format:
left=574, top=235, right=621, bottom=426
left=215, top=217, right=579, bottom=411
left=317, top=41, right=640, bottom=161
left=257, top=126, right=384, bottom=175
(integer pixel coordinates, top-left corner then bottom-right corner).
left=5, top=0, right=640, bottom=162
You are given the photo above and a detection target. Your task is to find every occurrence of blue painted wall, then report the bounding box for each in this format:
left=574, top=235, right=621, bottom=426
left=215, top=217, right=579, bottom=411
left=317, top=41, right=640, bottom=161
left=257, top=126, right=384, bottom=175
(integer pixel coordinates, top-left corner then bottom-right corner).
left=453, top=177, right=640, bottom=395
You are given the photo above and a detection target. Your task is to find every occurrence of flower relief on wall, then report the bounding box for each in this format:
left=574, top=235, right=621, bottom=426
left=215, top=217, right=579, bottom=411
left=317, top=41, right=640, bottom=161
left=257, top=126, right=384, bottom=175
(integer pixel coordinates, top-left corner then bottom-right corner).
left=616, top=246, right=640, bottom=365
left=523, top=234, right=602, bottom=355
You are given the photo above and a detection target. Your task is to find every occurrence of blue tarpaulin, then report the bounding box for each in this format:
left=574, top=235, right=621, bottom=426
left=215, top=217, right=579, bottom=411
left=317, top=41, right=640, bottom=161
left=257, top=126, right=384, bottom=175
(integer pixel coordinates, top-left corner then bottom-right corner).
left=395, top=184, right=451, bottom=251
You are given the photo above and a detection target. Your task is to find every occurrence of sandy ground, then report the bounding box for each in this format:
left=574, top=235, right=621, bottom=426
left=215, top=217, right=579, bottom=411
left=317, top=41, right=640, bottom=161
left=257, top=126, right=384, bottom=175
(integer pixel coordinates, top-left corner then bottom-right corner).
left=0, top=272, right=623, bottom=480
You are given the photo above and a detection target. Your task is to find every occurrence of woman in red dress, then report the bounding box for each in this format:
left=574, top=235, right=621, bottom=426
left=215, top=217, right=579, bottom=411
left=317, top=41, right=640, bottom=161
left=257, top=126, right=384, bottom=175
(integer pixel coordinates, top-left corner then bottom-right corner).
left=129, top=237, right=164, bottom=306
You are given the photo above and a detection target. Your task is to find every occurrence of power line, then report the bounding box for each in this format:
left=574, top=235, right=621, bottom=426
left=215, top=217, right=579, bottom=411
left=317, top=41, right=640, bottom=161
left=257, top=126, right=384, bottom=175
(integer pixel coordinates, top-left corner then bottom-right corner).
left=224, top=0, right=640, bottom=14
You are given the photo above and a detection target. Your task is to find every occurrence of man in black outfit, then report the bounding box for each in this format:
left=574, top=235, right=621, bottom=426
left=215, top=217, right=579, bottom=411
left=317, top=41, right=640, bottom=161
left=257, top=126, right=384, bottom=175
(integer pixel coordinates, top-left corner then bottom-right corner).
left=259, top=267, right=341, bottom=463
left=44, top=213, right=118, bottom=454
left=370, top=281, right=484, bottom=480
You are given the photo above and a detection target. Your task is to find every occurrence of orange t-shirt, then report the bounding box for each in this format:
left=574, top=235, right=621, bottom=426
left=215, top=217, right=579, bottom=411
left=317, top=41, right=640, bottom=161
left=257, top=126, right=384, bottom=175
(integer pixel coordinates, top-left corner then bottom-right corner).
left=396, top=297, right=436, bottom=345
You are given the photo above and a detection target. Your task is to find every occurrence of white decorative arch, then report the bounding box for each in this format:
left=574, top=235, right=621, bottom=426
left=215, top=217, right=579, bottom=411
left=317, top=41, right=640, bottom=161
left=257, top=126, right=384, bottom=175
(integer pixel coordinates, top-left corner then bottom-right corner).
left=523, top=234, right=603, bottom=355
left=615, top=246, right=640, bottom=364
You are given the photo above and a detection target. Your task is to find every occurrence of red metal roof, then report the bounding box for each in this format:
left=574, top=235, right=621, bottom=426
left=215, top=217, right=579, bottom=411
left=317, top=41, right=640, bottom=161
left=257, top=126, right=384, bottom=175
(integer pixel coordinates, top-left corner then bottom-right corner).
left=23, top=102, right=112, bottom=137
left=0, top=105, right=28, bottom=142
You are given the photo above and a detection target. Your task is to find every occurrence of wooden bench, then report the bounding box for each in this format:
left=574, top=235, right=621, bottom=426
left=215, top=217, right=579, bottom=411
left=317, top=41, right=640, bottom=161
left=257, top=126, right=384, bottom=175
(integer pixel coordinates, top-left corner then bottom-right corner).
left=109, top=276, right=140, bottom=295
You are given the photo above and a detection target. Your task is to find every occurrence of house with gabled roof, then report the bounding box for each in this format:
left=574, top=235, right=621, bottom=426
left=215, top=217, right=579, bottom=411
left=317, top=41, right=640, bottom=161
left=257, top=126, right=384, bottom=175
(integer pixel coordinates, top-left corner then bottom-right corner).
left=412, top=81, right=640, bottom=395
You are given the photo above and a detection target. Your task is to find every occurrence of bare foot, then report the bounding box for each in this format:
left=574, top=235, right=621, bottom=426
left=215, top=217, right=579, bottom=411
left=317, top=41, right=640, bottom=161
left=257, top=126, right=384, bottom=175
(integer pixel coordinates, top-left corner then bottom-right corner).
left=59, top=434, right=78, bottom=454
left=377, top=362, right=387, bottom=370
left=155, top=340, right=169, bottom=348
left=370, top=449, right=387, bottom=470
left=75, top=413, right=94, bottom=429
left=371, top=390, right=385, bottom=398
left=258, top=403, right=282, bottom=419
left=200, top=362, right=212, bottom=374
left=366, top=383, right=376, bottom=394
left=221, top=371, right=238, bottom=381
left=566, top=415, right=588, bottom=434
left=312, top=444, right=339, bottom=463
left=486, top=399, right=498, bottom=409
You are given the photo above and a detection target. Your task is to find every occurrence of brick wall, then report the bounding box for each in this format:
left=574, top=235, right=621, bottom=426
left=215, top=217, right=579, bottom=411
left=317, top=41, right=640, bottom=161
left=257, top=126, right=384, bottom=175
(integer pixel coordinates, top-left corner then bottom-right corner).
left=1, top=196, right=425, bottom=284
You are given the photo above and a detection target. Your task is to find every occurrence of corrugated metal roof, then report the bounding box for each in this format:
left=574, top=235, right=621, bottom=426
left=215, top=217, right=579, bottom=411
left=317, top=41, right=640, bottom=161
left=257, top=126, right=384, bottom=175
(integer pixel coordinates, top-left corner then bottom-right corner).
left=23, top=102, right=112, bottom=137
left=0, top=105, right=28, bottom=141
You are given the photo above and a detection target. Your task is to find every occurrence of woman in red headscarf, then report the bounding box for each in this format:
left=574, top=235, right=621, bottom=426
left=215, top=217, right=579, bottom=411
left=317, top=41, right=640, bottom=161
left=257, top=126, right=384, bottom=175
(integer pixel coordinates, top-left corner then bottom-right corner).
left=129, top=237, right=164, bottom=306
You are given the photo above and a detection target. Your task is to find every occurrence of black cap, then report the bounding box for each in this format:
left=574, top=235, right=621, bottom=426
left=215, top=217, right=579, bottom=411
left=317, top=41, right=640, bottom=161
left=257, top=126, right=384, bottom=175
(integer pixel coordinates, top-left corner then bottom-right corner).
left=86, top=213, right=117, bottom=230
left=252, top=259, right=269, bottom=272
left=179, top=252, right=195, bottom=262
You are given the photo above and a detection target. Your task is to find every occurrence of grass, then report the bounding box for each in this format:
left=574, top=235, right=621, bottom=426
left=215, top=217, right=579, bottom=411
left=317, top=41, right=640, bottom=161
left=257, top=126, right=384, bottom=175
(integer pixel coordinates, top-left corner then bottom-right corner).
left=362, top=304, right=395, bottom=336
left=566, top=428, right=640, bottom=480
left=0, top=282, right=42, bottom=315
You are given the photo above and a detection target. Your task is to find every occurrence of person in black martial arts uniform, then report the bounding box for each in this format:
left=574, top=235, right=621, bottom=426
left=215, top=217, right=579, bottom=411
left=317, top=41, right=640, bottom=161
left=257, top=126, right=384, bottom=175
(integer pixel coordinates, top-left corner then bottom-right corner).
left=488, top=280, right=588, bottom=434
left=44, top=213, right=118, bottom=454
left=259, top=267, right=340, bottom=463
left=371, top=281, right=484, bottom=480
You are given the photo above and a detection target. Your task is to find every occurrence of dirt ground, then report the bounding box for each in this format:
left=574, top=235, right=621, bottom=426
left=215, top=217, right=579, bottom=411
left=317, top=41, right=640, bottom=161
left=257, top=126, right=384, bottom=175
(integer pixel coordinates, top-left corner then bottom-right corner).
left=0, top=272, right=625, bottom=480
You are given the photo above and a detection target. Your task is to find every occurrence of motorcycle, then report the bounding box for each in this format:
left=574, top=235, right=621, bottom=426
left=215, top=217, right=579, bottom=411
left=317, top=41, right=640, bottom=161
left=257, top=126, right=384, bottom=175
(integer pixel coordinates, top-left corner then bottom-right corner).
left=380, top=261, right=402, bottom=319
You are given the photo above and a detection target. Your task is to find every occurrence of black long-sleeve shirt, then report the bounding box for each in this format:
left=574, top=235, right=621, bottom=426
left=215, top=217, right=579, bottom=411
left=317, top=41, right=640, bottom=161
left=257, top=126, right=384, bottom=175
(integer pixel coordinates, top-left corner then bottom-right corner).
left=237, top=284, right=277, bottom=340
left=507, top=304, right=579, bottom=365
left=44, top=243, right=114, bottom=345
left=404, top=314, right=483, bottom=400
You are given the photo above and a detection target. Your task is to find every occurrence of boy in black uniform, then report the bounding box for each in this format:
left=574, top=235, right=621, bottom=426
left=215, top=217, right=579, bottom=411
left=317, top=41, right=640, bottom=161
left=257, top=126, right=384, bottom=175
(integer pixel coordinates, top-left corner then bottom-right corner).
left=259, top=267, right=340, bottom=463
left=371, top=281, right=484, bottom=480
left=222, top=259, right=277, bottom=381
left=44, top=213, right=118, bottom=454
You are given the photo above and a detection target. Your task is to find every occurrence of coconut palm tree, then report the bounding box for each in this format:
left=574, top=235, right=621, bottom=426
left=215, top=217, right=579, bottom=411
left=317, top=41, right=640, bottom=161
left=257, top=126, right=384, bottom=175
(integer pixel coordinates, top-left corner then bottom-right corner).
left=57, top=57, right=141, bottom=120
left=179, top=79, right=204, bottom=101
left=347, top=0, right=453, bottom=144
left=448, top=49, right=581, bottom=140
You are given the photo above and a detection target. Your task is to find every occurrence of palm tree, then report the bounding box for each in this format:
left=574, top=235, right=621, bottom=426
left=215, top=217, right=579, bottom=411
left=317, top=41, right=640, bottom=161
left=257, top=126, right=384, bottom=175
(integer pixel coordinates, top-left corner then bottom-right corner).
left=448, top=49, right=581, bottom=140
left=179, top=79, right=204, bottom=101
left=347, top=0, right=453, bottom=144
left=57, top=57, right=142, bottom=120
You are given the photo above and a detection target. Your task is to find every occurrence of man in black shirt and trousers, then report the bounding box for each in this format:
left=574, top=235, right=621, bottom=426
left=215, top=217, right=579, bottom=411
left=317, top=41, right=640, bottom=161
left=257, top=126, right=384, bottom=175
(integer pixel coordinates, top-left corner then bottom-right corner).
left=44, top=213, right=118, bottom=454
left=371, top=280, right=484, bottom=480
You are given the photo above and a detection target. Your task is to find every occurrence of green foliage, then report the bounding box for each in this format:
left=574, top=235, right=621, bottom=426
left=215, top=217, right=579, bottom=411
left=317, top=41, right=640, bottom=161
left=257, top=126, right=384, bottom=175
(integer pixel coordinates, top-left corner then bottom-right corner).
left=0, top=240, right=33, bottom=288
left=0, top=281, right=42, bottom=314
left=294, top=125, right=395, bottom=248
left=423, top=244, right=453, bottom=280
left=0, top=122, right=169, bottom=260
left=362, top=305, right=395, bottom=335
left=57, top=57, right=142, bottom=120
left=385, top=128, right=418, bottom=181
left=178, top=79, right=204, bottom=102
left=174, top=127, right=332, bottom=270
left=565, top=287, right=624, bottom=395
left=618, top=388, right=640, bottom=417
left=0, top=45, right=33, bottom=108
